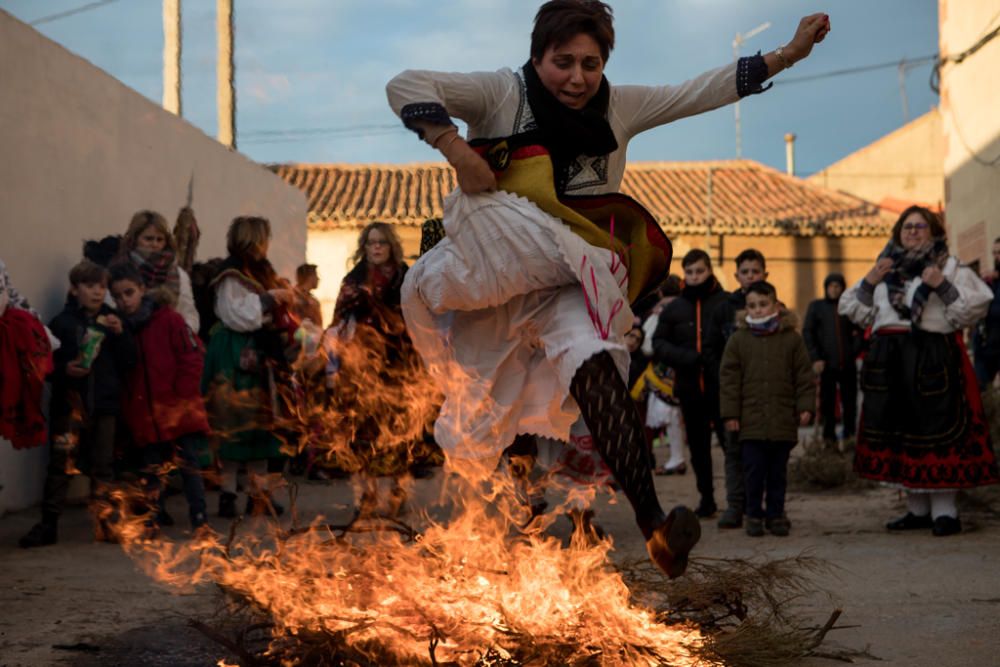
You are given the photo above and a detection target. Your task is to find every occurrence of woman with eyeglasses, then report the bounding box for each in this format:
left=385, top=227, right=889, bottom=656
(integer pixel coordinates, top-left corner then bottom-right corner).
left=324, top=222, right=429, bottom=518
left=840, top=205, right=998, bottom=536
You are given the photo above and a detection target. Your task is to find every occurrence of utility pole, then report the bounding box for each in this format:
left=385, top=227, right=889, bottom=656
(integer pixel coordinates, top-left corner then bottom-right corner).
left=162, top=0, right=181, bottom=115
left=217, top=0, right=236, bottom=149
left=732, top=22, right=770, bottom=158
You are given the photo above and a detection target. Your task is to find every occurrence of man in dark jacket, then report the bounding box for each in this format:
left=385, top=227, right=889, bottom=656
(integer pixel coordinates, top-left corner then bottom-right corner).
left=653, top=249, right=728, bottom=517
left=20, top=260, right=136, bottom=548
left=704, top=248, right=767, bottom=529
left=973, top=237, right=1000, bottom=389
left=802, top=273, right=862, bottom=447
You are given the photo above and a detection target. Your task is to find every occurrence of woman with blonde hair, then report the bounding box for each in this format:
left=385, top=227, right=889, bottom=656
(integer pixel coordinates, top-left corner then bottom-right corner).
left=325, top=221, right=427, bottom=517
left=119, top=210, right=199, bottom=333
left=202, top=216, right=295, bottom=519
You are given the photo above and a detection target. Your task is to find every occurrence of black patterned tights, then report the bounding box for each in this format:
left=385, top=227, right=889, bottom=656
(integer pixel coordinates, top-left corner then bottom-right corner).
left=570, top=351, right=666, bottom=539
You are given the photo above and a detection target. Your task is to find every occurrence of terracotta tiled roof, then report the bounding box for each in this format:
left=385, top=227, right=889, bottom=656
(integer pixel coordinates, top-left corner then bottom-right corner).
left=271, top=159, right=894, bottom=237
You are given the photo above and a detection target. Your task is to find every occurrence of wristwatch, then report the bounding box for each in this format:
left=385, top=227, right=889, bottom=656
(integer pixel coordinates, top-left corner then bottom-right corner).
left=775, top=46, right=793, bottom=69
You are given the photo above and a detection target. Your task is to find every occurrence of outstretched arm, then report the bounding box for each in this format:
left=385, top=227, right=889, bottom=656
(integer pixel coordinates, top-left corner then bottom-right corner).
left=618, top=13, right=830, bottom=136
left=386, top=69, right=510, bottom=194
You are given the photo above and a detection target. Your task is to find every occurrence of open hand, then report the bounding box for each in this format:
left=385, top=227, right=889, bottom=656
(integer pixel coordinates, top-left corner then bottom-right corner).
left=785, top=13, right=831, bottom=64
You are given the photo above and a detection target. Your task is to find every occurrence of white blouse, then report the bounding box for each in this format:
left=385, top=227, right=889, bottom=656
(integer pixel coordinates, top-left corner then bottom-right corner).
left=839, top=256, right=993, bottom=334
left=215, top=277, right=266, bottom=333
left=386, top=63, right=743, bottom=196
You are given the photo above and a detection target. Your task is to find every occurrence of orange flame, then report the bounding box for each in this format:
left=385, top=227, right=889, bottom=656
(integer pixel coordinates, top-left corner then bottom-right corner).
left=104, top=326, right=710, bottom=665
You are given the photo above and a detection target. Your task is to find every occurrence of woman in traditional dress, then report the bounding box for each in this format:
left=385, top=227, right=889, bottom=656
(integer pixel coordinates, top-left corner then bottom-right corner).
left=326, top=222, right=428, bottom=517
left=839, top=206, right=998, bottom=536
left=387, top=0, right=829, bottom=576
left=202, top=216, right=295, bottom=518
left=118, top=210, right=199, bottom=333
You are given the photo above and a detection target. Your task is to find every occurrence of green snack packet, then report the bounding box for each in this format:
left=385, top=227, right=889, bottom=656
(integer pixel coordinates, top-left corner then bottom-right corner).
left=77, top=326, right=106, bottom=369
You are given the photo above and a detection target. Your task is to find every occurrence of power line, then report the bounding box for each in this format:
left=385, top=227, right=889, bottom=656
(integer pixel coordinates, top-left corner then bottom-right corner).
left=29, top=0, right=121, bottom=26
left=242, top=128, right=408, bottom=145
left=775, top=54, right=937, bottom=85
left=241, top=123, right=402, bottom=139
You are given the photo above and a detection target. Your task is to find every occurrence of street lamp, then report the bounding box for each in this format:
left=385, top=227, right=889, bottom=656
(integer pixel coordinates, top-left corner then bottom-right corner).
left=732, top=22, right=770, bottom=158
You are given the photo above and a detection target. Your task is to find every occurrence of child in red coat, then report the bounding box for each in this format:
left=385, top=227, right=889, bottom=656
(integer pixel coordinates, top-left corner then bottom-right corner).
left=110, top=263, right=210, bottom=532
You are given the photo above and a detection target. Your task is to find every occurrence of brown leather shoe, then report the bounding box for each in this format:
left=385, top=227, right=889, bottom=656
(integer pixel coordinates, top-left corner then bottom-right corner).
left=646, top=505, right=701, bottom=579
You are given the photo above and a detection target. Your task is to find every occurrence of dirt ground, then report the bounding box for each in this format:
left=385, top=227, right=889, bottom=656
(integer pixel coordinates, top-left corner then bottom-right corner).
left=1, top=444, right=999, bottom=667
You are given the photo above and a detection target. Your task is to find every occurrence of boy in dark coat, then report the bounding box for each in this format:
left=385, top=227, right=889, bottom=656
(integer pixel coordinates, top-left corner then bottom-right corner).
left=720, top=281, right=814, bottom=537
left=110, top=263, right=210, bottom=533
left=802, top=273, right=863, bottom=447
left=652, top=249, right=728, bottom=517
left=19, top=261, right=136, bottom=548
left=704, top=248, right=768, bottom=529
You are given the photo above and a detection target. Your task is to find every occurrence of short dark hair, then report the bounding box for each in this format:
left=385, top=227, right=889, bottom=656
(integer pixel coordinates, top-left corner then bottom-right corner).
left=746, top=280, right=777, bottom=301
left=109, top=262, right=144, bottom=287
left=531, top=0, right=615, bottom=63
left=994, top=236, right=1000, bottom=245
left=296, top=263, right=318, bottom=283
left=891, top=205, right=946, bottom=245
left=69, top=260, right=109, bottom=287
left=681, top=248, right=712, bottom=270
left=735, top=248, right=766, bottom=270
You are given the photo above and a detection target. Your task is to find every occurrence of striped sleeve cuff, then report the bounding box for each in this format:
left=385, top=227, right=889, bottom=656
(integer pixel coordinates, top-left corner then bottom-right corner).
left=936, top=278, right=960, bottom=305
left=856, top=280, right=876, bottom=306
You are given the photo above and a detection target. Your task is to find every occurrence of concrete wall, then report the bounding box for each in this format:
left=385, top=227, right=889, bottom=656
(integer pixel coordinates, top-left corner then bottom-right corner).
left=939, top=0, right=1000, bottom=267
left=0, top=11, right=308, bottom=514
left=807, top=109, right=944, bottom=209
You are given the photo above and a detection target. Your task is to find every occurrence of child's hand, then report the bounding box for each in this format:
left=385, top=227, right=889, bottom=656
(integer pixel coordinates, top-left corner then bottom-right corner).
left=102, top=313, right=123, bottom=335
left=66, top=360, right=90, bottom=378
left=799, top=411, right=812, bottom=426
left=725, top=418, right=740, bottom=432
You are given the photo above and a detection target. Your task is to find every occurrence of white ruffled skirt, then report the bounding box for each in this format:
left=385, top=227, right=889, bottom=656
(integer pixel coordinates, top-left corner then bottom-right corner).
left=401, top=189, right=633, bottom=467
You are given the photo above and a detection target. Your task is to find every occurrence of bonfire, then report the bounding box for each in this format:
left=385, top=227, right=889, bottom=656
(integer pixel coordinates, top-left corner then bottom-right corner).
left=97, top=315, right=847, bottom=666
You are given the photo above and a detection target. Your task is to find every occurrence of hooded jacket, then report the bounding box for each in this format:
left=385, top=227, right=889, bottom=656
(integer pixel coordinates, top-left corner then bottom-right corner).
left=122, top=300, right=210, bottom=446
left=802, top=274, right=863, bottom=371
left=651, top=277, right=727, bottom=400
left=719, top=309, right=815, bottom=442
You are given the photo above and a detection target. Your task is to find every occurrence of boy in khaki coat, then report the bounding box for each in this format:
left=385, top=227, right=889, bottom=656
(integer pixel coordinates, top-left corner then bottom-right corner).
left=720, top=281, right=814, bottom=537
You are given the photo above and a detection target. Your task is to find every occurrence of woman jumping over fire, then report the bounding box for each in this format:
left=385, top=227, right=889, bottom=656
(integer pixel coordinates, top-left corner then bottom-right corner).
left=387, top=0, right=829, bottom=577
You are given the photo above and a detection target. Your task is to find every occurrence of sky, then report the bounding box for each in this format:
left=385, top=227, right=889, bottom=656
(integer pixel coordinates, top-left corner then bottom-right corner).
left=1, top=0, right=940, bottom=176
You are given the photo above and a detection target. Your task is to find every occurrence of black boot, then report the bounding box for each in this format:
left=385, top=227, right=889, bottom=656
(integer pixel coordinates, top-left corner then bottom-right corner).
left=19, top=513, right=59, bottom=549
left=218, top=491, right=238, bottom=518
left=570, top=352, right=701, bottom=578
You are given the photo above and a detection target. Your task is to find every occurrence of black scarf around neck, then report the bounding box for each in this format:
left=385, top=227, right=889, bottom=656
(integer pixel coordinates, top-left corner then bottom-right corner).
left=521, top=60, right=618, bottom=194
left=681, top=276, right=720, bottom=302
